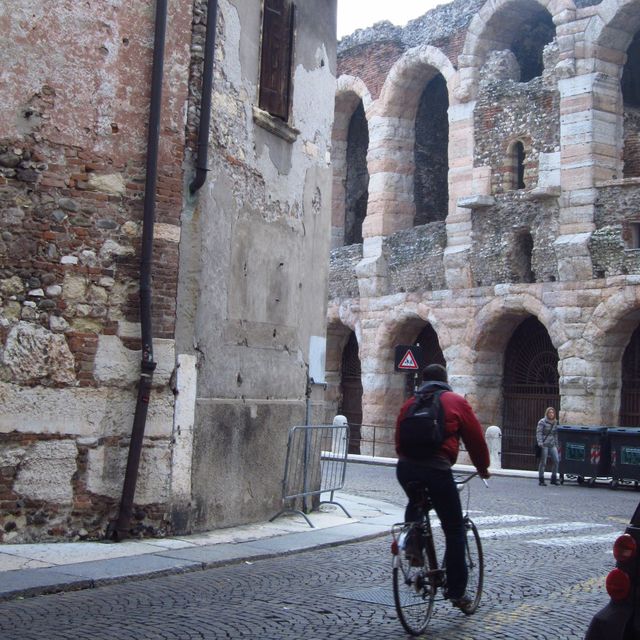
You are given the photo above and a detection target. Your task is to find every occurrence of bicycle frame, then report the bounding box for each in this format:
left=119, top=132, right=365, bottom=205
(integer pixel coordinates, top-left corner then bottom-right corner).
left=391, top=472, right=485, bottom=635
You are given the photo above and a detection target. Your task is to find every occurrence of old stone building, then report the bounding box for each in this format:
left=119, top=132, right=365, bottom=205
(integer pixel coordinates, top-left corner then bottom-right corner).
left=0, top=0, right=336, bottom=542
left=326, top=0, right=640, bottom=470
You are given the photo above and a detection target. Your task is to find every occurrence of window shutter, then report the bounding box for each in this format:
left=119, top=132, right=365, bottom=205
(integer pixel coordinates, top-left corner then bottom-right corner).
left=259, top=0, right=294, bottom=120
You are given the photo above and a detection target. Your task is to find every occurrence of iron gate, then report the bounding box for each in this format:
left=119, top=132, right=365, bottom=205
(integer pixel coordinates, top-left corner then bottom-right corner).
left=340, top=332, right=362, bottom=453
left=621, top=324, right=640, bottom=427
left=502, top=317, right=560, bottom=470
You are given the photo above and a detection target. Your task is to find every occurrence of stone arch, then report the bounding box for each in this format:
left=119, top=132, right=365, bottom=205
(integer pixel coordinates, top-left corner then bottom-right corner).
left=583, top=288, right=640, bottom=424
left=350, top=306, right=451, bottom=455
left=363, top=46, right=456, bottom=237
left=466, top=294, right=563, bottom=427
left=377, top=46, right=457, bottom=117
left=458, top=0, right=574, bottom=101
left=331, top=76, right=373, bottom=249
left=587, top=0, right=640, bottom=178
left=325, top=303, right=360, bottom=421
left=589, top=0, right=640, bottom=56
left=469, top=293, right=562, bottom=354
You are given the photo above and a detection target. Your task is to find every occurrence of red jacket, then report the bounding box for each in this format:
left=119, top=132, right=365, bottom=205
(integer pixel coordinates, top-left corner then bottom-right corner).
left=395, top=387, right=490, bottom=474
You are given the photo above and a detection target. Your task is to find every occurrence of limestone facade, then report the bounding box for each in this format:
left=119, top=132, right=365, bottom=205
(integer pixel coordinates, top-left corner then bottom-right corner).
left=0, top=0, right=337, bottom=542
left=327, top=0, right=640, bottom=465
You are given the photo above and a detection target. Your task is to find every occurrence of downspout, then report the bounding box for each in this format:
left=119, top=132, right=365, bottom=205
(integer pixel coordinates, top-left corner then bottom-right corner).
left=189, top=0, right=218, bottom=194
left=109, top=0, right=167, bottom=541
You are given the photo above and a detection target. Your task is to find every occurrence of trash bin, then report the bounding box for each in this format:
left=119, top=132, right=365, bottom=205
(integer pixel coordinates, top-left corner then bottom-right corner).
left=557, top=425, right=610, bottom=486
left=608, top=427, right=640, bottom=489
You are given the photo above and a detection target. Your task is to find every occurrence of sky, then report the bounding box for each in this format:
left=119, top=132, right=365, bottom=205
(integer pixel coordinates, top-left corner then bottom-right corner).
left=337, top=0, right=445, bottom=39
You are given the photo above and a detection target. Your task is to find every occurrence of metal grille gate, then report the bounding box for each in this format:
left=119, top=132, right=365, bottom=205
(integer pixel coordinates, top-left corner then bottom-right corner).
left=621, top=324, right=640, bottom=427
left=270, top=424, right=351, bottom=528
left=502, top=317, right=560, bottom=470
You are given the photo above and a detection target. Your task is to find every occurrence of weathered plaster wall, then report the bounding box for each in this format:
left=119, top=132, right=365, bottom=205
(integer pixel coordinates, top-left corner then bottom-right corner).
left=175, top=0, right=337, bottom=531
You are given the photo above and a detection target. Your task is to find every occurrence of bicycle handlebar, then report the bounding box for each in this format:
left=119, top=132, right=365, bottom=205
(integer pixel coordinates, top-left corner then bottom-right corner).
left=454, top=471, right=489, bottom=488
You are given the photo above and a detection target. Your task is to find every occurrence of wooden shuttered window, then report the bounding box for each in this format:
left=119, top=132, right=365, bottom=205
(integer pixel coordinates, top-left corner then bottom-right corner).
left=259, top=0, right=295, bottom=121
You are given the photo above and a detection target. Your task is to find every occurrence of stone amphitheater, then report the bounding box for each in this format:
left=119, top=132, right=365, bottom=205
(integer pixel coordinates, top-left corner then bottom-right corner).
left=325, top=0, right=640, bottom=470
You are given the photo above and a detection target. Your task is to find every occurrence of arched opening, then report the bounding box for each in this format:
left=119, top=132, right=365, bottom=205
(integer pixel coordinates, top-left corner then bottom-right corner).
left=512, top=140, right=526, bottom=190
left=344, top=102, right=369, bottom=245
left=512, top=229, right=534, bottom=283
left=414, top=73, right=449, bottom=226
left=502, top=316, right=559, bottom=470
left=623, top=31, right=640, bottom=178
left=510, top=9, right=555, bottom=82
left=621, top=323, right=640, bottom=426
left=340, top=331, right=363, bottom=453
left=405, top=323, right=446, bottom=397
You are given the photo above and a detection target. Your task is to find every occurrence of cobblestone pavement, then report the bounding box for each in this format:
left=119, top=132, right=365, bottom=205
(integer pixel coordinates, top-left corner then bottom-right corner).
left=1, top=467, right=637, bottom=640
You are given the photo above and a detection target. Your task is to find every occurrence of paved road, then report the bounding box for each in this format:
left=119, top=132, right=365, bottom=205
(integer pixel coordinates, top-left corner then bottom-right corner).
left=1, top=463, right=638, bottom=639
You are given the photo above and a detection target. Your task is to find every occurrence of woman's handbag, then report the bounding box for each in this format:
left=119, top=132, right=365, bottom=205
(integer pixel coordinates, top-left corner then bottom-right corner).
left=535, top=430, right=552, bottom=460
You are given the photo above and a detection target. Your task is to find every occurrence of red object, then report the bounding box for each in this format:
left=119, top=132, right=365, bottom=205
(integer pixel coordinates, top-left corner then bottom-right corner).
left=606, top=568, right=631, bottom=602
left=613, top=533, right=637, bottom=562
left=395, top=390, right=490, bottom=474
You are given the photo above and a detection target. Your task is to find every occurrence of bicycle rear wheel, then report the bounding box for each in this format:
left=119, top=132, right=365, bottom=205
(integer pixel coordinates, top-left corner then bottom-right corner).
left=392, top=525, right=437, bottom=636
left=460, top=517, right=483, bottom=614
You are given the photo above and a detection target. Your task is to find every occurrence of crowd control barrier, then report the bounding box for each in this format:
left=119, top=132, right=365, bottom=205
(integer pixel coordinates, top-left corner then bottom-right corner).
left=270, top=424, right=351, bottom=528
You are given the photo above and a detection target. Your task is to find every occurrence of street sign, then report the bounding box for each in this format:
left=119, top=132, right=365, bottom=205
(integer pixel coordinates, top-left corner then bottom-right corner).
left=394, top=345, right=424, bottom=372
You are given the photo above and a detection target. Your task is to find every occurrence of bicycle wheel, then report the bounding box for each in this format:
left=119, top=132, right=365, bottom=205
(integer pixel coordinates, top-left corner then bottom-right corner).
left=392, top=524, right=437, bottom=635
left=460, top=517, right=484, bottom=614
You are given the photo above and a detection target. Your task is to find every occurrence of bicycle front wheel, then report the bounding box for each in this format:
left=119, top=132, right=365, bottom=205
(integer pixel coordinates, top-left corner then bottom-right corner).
left=461, top=517, right=484, bottom=614
left=392, top=526, right=437, bottom=635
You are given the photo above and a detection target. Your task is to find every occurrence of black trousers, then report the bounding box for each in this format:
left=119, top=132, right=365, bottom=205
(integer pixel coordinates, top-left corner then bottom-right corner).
left=396, top=460, right=467, bottom=599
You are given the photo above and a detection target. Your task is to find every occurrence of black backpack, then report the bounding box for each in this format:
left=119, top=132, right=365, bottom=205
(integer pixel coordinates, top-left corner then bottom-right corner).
left=398, top=390, right=446, bottom=458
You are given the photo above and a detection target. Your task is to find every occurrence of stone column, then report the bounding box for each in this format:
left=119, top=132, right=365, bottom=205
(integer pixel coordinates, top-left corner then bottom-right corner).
left=355, top=236, right=388, bottom=298
left=556, top=71, right=623, bottom=280
left=357, top=317, right=406, bottom=458
left=362, top=114, right=416, bottom=238
left=445, top=101, right=477, bottom=289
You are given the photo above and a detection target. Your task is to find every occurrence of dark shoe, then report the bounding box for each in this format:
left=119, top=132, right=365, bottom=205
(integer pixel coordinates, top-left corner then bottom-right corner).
left=539, top=481, right=547, bottom=486
left=450, top=593, right=473, bottom=612
left=550, top=480, right=560, bottom=485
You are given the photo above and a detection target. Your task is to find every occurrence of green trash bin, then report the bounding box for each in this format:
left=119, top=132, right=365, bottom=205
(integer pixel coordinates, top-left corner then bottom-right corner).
left=608, top=427, right=640, bottom=489
left=557, top=425, right=610, bottom=486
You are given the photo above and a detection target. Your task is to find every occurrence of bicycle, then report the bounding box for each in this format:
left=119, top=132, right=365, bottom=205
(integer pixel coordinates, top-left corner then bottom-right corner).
left=391, top=472, right=485, bottom=636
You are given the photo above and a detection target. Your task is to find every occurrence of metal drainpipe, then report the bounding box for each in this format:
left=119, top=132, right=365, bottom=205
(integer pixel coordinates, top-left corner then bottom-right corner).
left=108, top=0, right=167, bottom=541
left=189, top=0, right=218, bottom=194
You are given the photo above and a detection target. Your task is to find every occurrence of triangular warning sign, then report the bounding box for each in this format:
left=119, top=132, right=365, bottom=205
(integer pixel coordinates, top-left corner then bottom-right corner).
left=398, top=349, right=419, bottom=370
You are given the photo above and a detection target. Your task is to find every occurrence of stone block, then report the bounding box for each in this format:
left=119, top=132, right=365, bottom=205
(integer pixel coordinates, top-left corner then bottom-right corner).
left=2, top=321, right=75, bottom=385
left=13, top=440, right=77, bottom=503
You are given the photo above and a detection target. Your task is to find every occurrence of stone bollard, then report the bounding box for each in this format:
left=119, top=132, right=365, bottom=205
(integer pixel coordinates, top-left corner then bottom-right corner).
left=332, top=415, right=349, bottom=455
left=485, top=425, right=502, bottom=470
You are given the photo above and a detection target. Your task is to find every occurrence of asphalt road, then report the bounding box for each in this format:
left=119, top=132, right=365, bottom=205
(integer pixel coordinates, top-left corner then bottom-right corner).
left=1, top=462, right=638, bottom=640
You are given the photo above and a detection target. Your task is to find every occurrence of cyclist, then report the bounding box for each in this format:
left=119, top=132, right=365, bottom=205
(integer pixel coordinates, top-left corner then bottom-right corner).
left=395, top=363, right=491, bottom=610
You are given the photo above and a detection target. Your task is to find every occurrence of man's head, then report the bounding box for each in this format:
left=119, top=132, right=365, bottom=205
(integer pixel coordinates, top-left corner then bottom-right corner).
left=422, top=363, right=448, bottom=383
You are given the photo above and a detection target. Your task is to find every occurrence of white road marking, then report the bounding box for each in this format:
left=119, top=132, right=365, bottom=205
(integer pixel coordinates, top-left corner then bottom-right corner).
left=527, top=532, right=618, bottom=547
left=480, top=521, right=610, bottom=539
left=470, top=514, right=545, bottom=526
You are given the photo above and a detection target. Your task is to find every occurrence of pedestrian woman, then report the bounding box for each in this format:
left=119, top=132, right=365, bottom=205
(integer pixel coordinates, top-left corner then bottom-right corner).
left=537, top=407, right=559, bottom=486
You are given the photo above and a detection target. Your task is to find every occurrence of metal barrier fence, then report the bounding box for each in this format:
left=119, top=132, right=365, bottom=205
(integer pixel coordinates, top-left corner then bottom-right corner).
left=270, top=424, right=351, bottom=528
left=349, top=422, right=471, bottom=459
left=348, top=423, right=395, bottom=457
